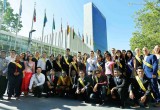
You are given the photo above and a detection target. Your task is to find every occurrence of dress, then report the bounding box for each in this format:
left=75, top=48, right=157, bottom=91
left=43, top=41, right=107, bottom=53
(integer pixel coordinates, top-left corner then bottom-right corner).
left=21, top=61, right=35, bottom=93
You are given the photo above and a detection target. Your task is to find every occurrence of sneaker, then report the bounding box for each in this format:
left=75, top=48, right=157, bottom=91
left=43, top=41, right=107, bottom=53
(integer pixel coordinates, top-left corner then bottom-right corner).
left=130, top=104, right=140, bottom=109
left=154, top=102, right=160, bottom=107
left=7, top=97, right=11, bottom=100
left=144, top=104, right=149, bottom=109
left=15, top=97, right=20, bottom=100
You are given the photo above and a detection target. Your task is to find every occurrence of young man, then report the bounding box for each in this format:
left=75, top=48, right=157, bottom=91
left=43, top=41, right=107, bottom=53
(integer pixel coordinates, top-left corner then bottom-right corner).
left=90, top=69, right=108, bottom=105
left=29, top=67, right=45, bottom=98
left=61, top=48, right=73, bottom=75
left=110, top=68, right=128, bottom=109
left=129, top=66, right=151, bottom=109
left=76, top=70, right=92, bottom=102
left=37, top=52, right=48, bottom=76
left=0, top=50, right=9, bottom=100
left=44, top=69, right=58, bottom=98
left=142, top=47, right=160, bottom=107
left=86, top=51, right=97, bottom=75
left=8, top=54, right=25, bottom=100
left=69, top=69, right=79, bottom=99
left=56, top=71, right=70, bottom=96
left=6, top=50, right=16, bottom=62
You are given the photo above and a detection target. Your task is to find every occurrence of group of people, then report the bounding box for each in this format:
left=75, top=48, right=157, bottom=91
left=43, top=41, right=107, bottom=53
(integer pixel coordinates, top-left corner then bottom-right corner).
left=0, top=45, right=160, bottom=109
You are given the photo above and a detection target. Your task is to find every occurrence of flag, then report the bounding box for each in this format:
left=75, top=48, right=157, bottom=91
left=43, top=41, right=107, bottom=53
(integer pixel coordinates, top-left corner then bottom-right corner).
left=19, top=0, right=22, bottom=16
left=90, top=37, right=92, bottom=45
left=52, top=15, right=55, bottom=30
left=3, top=0, right=6, bottom=12
left=67, top=24, right=70, bottom=35
left=43, top=10, right=47, bottom=27
left=33, top=8, right=36, bottom=22
left=78, top=31, right=81, bottom=38
left=73, top=28, right=75, bottom=39
left=61, top=18, right=63, bottom=33
left=82, top=34, right=84, bottom=43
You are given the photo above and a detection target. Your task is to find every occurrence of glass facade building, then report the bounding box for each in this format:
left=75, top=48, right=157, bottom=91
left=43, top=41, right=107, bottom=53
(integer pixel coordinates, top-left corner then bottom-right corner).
left=84, top=2, right=108, bottom=52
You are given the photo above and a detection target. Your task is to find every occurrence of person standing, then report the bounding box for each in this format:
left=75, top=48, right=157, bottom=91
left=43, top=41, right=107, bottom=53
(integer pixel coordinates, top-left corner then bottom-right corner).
left=53, top=54, right=63, bottom=77
left=86, top=51, right=97, bottom=75
left=142, top=47, right=160, bottom=106
left=134, top=48, right=143, bottom=71
left=37, top=52, right=48, bottom=76
left=0, top=50, right=9, bottom=100
left=7, top=54, right=25, bottom=100
left=21, top=54, right=35, bottom=96
left=46, top=54, right=54, bottom=74
left=153, top=45, right=160, bottom=84
left=61, top=48, right=73, bottom=75
left=105, top=53, right=114, bottom=85
left=32, top=51, right=40, bottom=71
left=6, top=50, right=16, bottom=62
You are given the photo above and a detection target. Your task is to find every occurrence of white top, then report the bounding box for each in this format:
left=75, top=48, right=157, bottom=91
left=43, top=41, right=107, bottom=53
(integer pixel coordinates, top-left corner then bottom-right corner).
left=6, top=56, right=15, bottom=62
left=29, top=73, right=45, bottom=89
left=86, top=57, right=97, bottom=73
left=37, top=58, right=48, bottom=70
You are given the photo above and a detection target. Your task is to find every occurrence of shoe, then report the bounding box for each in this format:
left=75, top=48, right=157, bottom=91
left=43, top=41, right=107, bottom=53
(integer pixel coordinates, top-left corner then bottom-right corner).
left=120, top=106, right=124, bottom=109
left=15, top=97, right=20, bottom=100
left=7, top=97, right=11, bottom=100
left=99, top=101, right=105, bottom=106
left=144, top=104, right=149, bottom=109
left=154, top=102, right=160, bottom=107
left=130, top=104, right=140, bottom=108
left=0, top=97, right=4, bottom=100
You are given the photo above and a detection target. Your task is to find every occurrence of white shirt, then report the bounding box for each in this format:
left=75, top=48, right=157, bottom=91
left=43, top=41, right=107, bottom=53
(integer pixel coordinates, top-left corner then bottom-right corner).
left=29, top=73, right=45, bottom=89
left=37, top=58, right=48, bottom=70
left=86, top=57, right=97, bottom=73
left=6, top=56, right=15, bottom=62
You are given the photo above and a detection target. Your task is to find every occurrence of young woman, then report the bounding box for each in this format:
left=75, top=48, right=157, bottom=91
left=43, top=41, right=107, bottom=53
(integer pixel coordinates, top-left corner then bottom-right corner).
left=20, top=52, right=26, bottom=62
left=114, top=50, right=125, bottom=75
left=125, top=50, right=134, bottom=80
left=53, top=54, right=63, bottom=77
left=105, top=53, right=114, bottom=84
left=97, top=54, right=105, bottom=75
left=21, top=54, right=35, bottom=96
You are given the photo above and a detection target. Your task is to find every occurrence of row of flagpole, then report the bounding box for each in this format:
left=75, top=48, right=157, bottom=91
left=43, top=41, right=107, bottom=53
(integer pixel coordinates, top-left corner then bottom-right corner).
left=0, top=0, right=93, bottom=54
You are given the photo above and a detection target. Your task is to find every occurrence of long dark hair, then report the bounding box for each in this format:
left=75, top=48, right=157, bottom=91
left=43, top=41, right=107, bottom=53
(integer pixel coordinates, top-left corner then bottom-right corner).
left=125, top=50, right=134, bottom=61
left=115, top=50, right=123, bottom=60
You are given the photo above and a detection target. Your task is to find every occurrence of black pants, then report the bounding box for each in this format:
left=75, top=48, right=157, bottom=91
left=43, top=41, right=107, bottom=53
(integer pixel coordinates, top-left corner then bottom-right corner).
left=8, top=76, right=22, bottom=97
left=44, top=83, right=56, bottom=94
left=33, top=85, right=43, bottom=97
left=90, top=86, right=107, bottom=102
left=78, top=86, right=92, bottom=101
left=0, top=76, right=8, bottom=97
left=132, top=91, right=150, bottom=105
left=113, top=88, right=127, bottom=106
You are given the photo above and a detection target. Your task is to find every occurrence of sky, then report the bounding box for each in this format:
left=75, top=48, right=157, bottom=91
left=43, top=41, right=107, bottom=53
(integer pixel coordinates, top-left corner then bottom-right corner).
left=8, top=0, right=145, bottom=50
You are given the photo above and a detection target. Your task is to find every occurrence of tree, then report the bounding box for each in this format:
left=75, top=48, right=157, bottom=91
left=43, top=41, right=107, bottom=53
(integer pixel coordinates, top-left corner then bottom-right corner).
left=0, top=0, right=23, bottom=33
left=130, top=0, right=160, bottom=51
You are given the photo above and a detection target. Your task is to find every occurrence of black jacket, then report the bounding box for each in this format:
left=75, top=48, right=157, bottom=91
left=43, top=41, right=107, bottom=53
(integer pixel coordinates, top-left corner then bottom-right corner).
left=129, top=77, right=151, bottom=96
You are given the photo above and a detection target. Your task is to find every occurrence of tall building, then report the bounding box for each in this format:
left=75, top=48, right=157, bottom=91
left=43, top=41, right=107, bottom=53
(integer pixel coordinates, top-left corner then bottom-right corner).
left=84, top=2, right=108, bottom=52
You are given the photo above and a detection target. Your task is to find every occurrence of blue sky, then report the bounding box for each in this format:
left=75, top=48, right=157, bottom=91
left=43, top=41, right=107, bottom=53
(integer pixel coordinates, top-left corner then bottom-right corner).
left=8, top=0, right=144, bottom=50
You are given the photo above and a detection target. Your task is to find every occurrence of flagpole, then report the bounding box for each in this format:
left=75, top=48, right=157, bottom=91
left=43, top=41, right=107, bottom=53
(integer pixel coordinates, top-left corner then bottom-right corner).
left=31, top=2, right=36, bottom=31
left=41, top=9, right=46, bottom=54
left=41, top=26, right=44, bottom=54
left=14, top=0, right=22, bottom=50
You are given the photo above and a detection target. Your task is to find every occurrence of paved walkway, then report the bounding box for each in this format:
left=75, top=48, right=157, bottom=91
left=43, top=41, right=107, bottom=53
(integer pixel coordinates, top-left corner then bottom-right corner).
left=0, top=95, right=160, bottom=110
